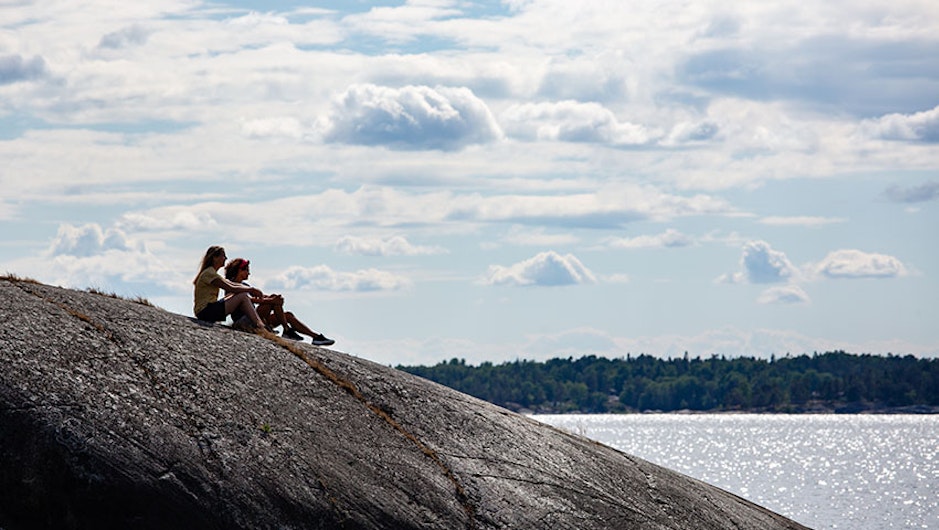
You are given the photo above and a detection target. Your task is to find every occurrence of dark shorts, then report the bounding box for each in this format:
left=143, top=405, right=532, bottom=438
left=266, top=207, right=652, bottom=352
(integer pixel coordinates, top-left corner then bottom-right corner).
left=196, top=300, right=226, bottom=322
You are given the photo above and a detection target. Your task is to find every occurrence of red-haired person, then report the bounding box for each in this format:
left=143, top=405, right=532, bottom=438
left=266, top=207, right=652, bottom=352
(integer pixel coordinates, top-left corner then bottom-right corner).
left=192, top=246, right=267, bottom=332
left=225, top=257, right=335, bottom=346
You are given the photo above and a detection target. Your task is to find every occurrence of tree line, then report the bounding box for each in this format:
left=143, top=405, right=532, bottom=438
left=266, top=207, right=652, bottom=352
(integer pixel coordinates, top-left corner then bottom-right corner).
left=398, top=351, right=939, bottom=413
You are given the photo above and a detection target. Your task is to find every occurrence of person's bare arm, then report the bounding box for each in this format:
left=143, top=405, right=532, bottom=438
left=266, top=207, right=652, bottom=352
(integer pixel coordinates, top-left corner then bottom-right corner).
left=210, top=277, right=262, bottom=297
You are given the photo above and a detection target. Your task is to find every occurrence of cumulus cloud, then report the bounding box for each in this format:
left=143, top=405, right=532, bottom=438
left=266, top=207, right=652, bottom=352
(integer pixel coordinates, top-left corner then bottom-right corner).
left=22, top=224, right=179, bottom=296
left=606, top=228, right=693, bottom=249
left=884, top=182, right=939, bottom=203
left=48, top=223, right=134, bottom=257
left=500, top=101, right=656, bottom=145
left=484, top=250, right=597, bottom=287
left=335, top=235, right=447, bottom=256
left=0, top=54, right=48, bottom=84
left=813, top=249, right=908, bottom=279
left=721, top=243, right=908, bottom=287
left=322, top=84, right=503, bottom=150
left=863, top=105, right=939, bottom=142
left=268, top=264, right=411, bottom=292
left=718, top=240, right=797, bottom=284
left=757, top=285, right=810, bottom=305
left=46, top=252, right=178, bottom=295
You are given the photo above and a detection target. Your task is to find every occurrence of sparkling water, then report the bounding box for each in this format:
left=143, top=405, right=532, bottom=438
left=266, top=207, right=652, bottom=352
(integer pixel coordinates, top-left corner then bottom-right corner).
left=533, top=414, right=938, bottom=529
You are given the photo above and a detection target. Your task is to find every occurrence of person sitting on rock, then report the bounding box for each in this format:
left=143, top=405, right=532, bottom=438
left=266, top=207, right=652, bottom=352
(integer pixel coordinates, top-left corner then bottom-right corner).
left=193, top=246, right=267, bottom=332
left=224, top=257, right=335, bottom=346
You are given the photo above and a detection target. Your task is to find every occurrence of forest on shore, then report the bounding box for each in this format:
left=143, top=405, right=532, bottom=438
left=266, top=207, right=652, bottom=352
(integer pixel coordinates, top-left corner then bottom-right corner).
left=398, top=351, right=939, bottom=414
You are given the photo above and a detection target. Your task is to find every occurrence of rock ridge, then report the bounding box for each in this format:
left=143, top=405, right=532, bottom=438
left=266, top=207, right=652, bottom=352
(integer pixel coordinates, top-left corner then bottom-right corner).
left=0, top=278, right=810, bottom=529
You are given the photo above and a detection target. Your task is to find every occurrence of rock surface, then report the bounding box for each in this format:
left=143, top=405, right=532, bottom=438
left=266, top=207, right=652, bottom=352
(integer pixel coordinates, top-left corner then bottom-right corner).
left=0, top=278, right=810, bottom=529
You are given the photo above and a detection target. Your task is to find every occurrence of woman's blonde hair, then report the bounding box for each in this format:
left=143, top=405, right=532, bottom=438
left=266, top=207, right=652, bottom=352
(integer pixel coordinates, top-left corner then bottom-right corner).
left=194, top=245, right=225, bottom=285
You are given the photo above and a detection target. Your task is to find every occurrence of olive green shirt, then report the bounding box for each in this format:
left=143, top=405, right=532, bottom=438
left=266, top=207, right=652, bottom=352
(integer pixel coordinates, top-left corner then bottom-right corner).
left=193, top=267, right=222, bottom=316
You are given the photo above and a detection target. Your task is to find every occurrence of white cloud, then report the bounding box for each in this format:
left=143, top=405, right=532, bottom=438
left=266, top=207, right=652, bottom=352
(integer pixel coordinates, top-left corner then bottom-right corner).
left=335, top=235, right=447, bottom=256
left=48, top=223, right=134, bottom=257
left=44, top=252, right=181, bottom=295
left=863, top=105, right=939, bottom=142
left=484, top=250, right=597, bottom=287
left=739, top=240, right=797, bottom=284
left=500, top=101, right=657, bottom=145
left=322, top=84, right=503, bottom=150
left=268, top=264, right=412, bottom=292
left=758, top=285, right=810, bottom=305
left=813, top=249, right=908, bottom=279
left=718, top=240, right=797, bottom=284
left=607, top=228, right=694, bottom=249
left=5, top=223, right=182, bottom=297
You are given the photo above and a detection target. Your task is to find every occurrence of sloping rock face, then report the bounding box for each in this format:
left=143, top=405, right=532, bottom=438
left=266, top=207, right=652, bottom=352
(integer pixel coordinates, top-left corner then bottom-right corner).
left=0, top=279, right=810, bottom=530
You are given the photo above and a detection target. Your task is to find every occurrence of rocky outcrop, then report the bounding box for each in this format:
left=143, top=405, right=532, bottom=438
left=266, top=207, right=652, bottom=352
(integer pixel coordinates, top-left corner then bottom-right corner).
left=0, top=278, right=810, bottom=529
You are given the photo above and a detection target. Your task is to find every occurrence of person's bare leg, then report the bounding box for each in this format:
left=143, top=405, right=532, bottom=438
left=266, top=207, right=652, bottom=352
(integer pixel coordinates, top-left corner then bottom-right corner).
left=271, top=303, right=288, bottom=330
left=286, top=311, right=334, bottom=345
left=255, top=303, right=280, bottom=328
left=225, top=293, right=264, bottom=328
left=285, top=311, right=318, bottom=336
left=257, top=299, right=288, bottom=330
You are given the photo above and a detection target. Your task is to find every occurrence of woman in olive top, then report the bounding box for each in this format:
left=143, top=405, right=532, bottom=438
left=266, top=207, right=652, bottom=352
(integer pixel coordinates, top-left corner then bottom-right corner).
left=193, top=245, right=266, bottom=331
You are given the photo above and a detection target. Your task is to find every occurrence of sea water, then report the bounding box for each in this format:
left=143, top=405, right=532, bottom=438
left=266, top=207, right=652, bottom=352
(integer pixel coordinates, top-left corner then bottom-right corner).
left=533, top=414, right=938, bottom=529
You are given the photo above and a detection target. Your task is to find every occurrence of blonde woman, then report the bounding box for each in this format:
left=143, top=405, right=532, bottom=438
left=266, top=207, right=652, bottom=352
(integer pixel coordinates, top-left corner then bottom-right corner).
left=193, top=245, right=266, bottom=331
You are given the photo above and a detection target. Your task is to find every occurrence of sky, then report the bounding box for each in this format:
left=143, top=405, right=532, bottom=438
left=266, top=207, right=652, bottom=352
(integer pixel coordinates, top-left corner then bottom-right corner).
left=2, top=0, right=938, bottom=366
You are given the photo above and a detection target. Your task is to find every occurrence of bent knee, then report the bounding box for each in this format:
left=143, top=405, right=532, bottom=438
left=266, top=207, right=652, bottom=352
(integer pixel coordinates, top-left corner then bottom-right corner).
left=233, top=292, right=251, bottom=302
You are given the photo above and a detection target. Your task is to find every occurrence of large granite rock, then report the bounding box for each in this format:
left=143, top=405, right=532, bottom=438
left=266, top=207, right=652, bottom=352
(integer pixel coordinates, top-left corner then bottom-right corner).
left=0, top=278, right=810, bottom=529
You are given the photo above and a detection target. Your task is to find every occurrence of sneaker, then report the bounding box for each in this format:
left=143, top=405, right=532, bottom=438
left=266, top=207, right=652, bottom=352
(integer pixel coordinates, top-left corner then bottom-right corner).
left=311, top=333, right=335, bottom=346
left=282, top=328, right=303, bottom=341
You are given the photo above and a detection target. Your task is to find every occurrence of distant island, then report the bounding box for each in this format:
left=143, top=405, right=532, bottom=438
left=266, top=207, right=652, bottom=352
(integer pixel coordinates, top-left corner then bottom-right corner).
left=399, top=351, right=939, bottom=414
